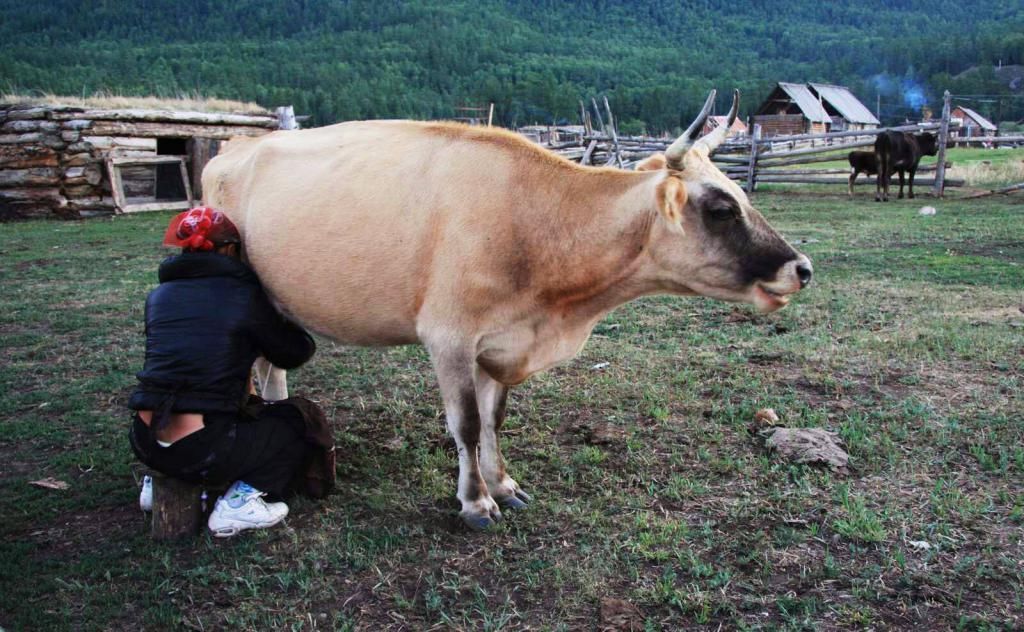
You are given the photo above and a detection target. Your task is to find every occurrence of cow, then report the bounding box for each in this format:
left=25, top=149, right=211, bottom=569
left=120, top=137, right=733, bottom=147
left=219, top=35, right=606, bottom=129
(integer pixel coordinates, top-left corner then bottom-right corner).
left=874, top=131, right=938, bottom=201
left=202, top=90, right=813, bottom=530
left=847, top=150, right=878, bottom=196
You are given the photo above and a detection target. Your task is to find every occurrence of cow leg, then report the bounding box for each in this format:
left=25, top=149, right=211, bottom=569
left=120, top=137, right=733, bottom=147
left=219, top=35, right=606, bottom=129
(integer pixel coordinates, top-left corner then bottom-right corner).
left=897, top=170, right=906, bottom=199
left=908, top=167, right=917, bottom=199
left=430, top=350, right=503, bottom=529
left=474, top=368, right=531, bottom=510
left=848, top=171, right=857, bottom=196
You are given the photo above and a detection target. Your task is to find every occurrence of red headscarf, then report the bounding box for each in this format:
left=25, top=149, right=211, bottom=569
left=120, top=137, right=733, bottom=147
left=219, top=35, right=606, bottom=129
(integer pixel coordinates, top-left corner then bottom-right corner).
left=163, top=207, right=240, bottom=252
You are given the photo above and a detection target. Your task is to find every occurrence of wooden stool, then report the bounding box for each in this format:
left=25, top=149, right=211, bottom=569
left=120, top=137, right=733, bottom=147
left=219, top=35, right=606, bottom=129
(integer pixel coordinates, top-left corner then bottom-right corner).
left=149, top=473, right=204, bottom=540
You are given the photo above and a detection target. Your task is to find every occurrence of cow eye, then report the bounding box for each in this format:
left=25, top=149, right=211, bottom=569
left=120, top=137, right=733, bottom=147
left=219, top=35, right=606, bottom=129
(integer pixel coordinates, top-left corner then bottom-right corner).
left=707, top=206, right=736, bottom=222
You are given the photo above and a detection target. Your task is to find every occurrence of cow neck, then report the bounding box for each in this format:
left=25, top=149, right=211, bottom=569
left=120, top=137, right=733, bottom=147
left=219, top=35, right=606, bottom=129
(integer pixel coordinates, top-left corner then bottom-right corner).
left=534, top=169, right=660, bottom=323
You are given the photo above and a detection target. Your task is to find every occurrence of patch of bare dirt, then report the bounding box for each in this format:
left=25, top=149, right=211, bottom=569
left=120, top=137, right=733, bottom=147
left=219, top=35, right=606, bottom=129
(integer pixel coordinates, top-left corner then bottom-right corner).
left=599, top=597, right=644, bottom=631
left=25, top=503, right=141, bottom=560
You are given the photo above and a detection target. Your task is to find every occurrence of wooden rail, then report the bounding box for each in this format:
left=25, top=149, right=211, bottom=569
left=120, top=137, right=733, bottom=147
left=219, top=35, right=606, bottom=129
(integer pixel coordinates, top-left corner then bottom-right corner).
left=535, top=97, right=971, bottom=195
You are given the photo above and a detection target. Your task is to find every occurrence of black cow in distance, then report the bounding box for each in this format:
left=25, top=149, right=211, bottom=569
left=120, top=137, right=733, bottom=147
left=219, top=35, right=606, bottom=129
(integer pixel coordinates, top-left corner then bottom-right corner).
left=847, top=150, right=878, bottom=196
left=874, top=131, right=938, bottom=201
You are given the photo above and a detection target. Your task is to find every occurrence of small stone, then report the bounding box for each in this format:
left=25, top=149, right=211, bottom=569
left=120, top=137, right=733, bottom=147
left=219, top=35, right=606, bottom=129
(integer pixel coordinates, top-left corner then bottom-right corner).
left=760, top=427, right=849, bottom=470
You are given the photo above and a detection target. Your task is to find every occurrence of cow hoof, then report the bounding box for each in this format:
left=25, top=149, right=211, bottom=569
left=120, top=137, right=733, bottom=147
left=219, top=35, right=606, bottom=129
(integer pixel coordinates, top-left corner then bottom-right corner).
left=491, top=477, right=531, bottom=509
left=460, top=496, right=503, bottom=530
left=499, top=495, right=528, bottom=510
left=461, top=508, right=502, bottom=530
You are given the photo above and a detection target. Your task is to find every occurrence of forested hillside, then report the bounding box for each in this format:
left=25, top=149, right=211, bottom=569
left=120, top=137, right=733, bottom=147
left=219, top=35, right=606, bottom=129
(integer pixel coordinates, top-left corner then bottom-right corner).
left=1, top=0, right=1022, bottom=130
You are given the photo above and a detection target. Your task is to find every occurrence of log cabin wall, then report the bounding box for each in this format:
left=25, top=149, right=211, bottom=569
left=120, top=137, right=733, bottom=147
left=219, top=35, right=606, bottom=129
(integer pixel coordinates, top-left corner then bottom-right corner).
left=0, top=104, right=279, bottom=220
left=752, top=114, right=806, bottom=137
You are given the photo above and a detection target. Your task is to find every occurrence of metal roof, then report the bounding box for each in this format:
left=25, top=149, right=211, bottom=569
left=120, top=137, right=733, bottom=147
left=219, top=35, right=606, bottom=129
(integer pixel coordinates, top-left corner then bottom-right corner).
left=809, top=83, right=880, bottom=125
left=955, top=105, right=997, bottom=131
left=776, top=82, right=831, bottom=123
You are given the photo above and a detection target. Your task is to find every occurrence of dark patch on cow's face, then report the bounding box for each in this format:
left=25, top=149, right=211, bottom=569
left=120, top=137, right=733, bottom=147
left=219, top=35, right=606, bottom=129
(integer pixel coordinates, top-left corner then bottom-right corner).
left=693, top=186, right=798, bottom=286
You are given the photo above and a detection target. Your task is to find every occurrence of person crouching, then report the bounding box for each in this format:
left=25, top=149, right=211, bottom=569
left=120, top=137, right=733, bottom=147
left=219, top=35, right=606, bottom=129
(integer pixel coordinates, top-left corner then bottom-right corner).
left=128, top=207, right=333, bottom=537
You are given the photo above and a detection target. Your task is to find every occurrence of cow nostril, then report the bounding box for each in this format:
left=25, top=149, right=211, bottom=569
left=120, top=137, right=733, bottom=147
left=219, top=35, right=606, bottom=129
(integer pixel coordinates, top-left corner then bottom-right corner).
left=796, top=262, right=813, bottom=288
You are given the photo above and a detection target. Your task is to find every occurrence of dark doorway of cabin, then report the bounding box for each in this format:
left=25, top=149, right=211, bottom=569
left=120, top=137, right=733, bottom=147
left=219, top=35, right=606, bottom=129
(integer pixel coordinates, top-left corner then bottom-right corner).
left=156, top=138, right=188, bottom=200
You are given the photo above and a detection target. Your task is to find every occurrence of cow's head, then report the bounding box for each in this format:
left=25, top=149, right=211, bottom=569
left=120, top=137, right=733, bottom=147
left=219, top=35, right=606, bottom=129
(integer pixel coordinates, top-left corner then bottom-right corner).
left=915, top=132, right=938, bottom=156
left=637, top=90, right=812, bottom=313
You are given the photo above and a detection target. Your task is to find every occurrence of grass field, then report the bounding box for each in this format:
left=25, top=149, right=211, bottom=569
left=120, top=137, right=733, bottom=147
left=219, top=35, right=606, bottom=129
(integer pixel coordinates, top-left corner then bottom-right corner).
left=1, top=191, right=1022, bottom=630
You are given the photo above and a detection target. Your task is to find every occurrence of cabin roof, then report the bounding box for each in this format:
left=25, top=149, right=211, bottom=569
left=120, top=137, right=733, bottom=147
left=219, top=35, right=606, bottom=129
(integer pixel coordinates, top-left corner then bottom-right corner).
left=809, top=83, right=880, bottom=125
left=954, top=105, right=997, bottom=130
left=774, top=83, right=831, bottom=123
left=0, top=93, right=269, bottom=115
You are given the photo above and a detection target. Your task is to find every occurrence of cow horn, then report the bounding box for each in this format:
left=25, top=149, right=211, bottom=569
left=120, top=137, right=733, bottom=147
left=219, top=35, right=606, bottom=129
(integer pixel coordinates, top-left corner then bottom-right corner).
left=695, top=89, right=740, bottom=154
left=664, top=90, right=717, bottom=169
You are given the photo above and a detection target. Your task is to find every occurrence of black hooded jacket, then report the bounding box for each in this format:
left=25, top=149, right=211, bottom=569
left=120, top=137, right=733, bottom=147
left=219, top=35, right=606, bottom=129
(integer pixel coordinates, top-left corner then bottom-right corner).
left=128, top=253, right=315, bottom=419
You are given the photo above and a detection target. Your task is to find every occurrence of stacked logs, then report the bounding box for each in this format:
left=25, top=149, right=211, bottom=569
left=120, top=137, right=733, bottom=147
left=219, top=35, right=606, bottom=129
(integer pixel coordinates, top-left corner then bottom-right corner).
left=0, top=103, right=279, bottom=220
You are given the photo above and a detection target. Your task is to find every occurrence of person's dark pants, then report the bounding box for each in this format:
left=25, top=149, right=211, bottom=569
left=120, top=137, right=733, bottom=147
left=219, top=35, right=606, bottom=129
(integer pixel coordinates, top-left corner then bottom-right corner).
left=130, top=403, right=311, bottom=500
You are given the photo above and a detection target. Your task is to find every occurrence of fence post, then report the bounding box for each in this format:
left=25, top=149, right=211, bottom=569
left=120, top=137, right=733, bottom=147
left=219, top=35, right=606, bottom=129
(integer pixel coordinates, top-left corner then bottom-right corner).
left=745, top=123, right=761, bottom=194
left=591, top=98, right=607, bottom=136
left=603, top=96, right=623, bottom=168
left=932, top=91, right=951, bottom=197
left=276, top=105, right=297, bottom=130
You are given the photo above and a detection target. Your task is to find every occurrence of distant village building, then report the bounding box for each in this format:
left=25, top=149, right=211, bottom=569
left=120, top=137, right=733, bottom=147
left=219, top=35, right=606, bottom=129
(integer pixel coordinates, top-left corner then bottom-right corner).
left=808, top=83, right=880, bottom=131
left=0, top=97, right=286, bottom=220
left=753, top=83, right=831, bottom=136
left=702, top=115, right=747, bottom=138
left=951, top=106, right=997, bottom=138
left=752, top=82, right=877, bottom=136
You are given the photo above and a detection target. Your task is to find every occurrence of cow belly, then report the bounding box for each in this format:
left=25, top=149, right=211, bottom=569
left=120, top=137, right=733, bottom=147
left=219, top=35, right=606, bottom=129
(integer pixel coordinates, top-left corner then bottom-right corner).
left=258, top=265, right=421, bottom=345
left=243, top=215, right=426, bottom=346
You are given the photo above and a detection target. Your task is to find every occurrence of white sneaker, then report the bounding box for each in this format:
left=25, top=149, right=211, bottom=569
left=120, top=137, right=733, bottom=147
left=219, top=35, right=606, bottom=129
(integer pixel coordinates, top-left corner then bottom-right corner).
left=207, top=481, right=288, bottom=538
left=139, top=475, right=153, bottom=512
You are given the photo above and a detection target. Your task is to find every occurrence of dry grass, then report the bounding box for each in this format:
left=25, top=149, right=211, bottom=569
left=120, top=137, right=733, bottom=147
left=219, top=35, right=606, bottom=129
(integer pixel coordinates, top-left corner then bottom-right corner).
left=0, top=90, right=269, bottom=114
left=946, top=150, right=1024, bottom=187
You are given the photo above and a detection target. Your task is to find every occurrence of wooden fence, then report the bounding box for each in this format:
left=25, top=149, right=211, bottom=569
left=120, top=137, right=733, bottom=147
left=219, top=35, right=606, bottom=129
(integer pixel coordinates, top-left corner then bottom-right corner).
left=543, top=91, right=1024, bottom=196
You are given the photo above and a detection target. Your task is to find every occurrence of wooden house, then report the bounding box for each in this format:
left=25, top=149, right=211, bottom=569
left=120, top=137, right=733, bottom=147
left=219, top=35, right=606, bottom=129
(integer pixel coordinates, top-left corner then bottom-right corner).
left=808, top=83, right=880, bottom=131
left=752, top=83, right=832, bottom=136
left=0, top=97, right=288, bottom=220
left=951, top=106, right=997, bottom=138
left=752, top=82, right=879, bottom=136
left=702, top=115, right=748, bottom=138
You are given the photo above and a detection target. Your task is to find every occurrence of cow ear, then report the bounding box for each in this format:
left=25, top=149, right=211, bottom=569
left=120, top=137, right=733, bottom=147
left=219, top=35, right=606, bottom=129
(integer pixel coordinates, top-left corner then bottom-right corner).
left=635, top=153, right=667, bottom=172
left=655, top=175, right=687, bottom=229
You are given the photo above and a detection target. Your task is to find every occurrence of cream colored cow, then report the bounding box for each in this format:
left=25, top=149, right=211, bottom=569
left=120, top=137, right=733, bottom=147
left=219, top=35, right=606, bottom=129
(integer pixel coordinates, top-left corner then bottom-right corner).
left=203, top=90, right=812, bottom=529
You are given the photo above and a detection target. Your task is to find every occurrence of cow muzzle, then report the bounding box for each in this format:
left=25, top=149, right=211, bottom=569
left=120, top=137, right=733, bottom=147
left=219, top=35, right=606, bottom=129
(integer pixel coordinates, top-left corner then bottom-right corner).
left=751, top=254, right=813, bottom=312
